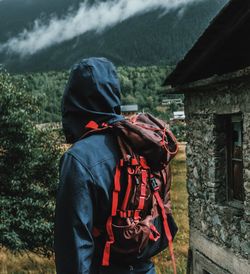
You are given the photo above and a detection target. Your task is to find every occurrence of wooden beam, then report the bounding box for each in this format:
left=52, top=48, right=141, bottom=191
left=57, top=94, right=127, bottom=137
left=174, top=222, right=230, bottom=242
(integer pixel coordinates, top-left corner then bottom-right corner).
left=190, top=228, right=249, bottom=274
left=166, top=1, right=250, bottom=86
left=165, top=66, right=250, bottom=94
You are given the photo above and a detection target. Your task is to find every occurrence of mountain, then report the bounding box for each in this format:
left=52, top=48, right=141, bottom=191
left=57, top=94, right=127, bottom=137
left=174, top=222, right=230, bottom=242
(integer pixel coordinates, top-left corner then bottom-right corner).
left=0, top=0, right=228, bottom=72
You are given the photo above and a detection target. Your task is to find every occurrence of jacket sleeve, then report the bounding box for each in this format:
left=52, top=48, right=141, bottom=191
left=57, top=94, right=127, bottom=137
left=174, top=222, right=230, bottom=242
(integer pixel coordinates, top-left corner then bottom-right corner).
left=55, top=152, right=95, bottom=274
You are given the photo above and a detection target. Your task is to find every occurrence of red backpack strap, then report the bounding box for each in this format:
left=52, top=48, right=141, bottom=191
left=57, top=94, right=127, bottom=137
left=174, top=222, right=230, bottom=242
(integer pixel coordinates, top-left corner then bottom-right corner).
left=102, top=164, right=121, bottom=266
left=102, top=216, right=114, bottom=266
left=102, top=137, right=140, bottom=265
left=121, top=171, right=133, bottom=211
left=80, top=120, right=111, bottom=140
left=151, top=177, right=177, bottom=274
left=118, top=137, right=141, bottom=214
left=111, top=165, right=121, bottom=216
left=134, top=169, right=148, bottom=220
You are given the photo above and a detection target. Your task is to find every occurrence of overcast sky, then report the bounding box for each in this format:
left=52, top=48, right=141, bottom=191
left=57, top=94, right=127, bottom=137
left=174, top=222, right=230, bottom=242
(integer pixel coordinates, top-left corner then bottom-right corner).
left=0, top=0, right=207, bottom=56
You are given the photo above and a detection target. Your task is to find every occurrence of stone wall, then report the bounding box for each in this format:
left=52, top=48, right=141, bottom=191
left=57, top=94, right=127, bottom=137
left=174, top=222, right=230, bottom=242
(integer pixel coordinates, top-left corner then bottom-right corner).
left=184, top=80, right=250, bottom=265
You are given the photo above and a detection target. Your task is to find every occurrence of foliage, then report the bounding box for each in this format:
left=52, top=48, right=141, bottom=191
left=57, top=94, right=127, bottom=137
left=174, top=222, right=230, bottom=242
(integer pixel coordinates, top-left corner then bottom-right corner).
left=171, top=123, right=186, bottom=142
left=0, top=72, right=62, bottom=256
left=15, top=66, right=186, bottom=140
left=14, top=66, right=178, bottom=123
left=12, top=66, right=186, bottom=141
left=118, top=66, right=173, bottom=118
left=14, top=71, right=69, bottom=123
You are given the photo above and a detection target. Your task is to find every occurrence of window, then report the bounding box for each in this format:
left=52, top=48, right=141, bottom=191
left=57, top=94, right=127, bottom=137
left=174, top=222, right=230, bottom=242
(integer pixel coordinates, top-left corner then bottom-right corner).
left=228, top=115, right=244, bottom=201
left=216, top=114, right=245, bottom=202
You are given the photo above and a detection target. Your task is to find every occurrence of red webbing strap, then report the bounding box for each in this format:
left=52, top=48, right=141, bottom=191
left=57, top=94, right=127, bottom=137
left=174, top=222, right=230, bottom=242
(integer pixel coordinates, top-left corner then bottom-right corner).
left=121, top=173, right=132, bottom=211
left=85, top=120, right=99, bottom=129
left=119, top=209, right=140, bottom=218
left=112, top=165, right=121, bottom=216
left=102, top=165, right=121, bottom=266
left=162, top=127, right=179, bottom=156
left=154, top=191, right=177, bottom=274
left=137, top=170, right=148, bottom=212
left=102, top=216, right=114, bottom=266
left=149, top=224, right=160, bottom=242
left=140, top=157, right=150, bottom=169
left=80, top=125, right=111, bottom=139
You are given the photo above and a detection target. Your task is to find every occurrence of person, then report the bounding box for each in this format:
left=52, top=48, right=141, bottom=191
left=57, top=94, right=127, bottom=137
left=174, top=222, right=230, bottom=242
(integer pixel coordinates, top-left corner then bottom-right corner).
left=54, top=57, right=156, bottom=274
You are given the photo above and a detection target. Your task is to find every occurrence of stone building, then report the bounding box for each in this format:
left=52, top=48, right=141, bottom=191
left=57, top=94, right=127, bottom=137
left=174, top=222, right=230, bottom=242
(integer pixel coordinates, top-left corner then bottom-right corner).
left=165, top=0, right=250, bottom=273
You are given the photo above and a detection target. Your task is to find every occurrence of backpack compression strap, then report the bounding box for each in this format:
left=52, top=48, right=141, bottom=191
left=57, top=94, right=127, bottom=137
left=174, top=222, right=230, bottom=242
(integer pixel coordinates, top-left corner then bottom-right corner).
left=80, top=120, right=111, bottom=139
left=82, top=120, right=120, bottom=266
left=151, top=178, right=177, bottom=274
left=102, top=164, right=121, bottom=266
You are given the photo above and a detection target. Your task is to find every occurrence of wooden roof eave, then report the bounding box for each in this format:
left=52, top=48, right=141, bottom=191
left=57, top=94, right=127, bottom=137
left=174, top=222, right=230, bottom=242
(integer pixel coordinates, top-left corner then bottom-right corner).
left=165, top=0, right=250, bottom=86
left=165, top=66, right=250, bottom=94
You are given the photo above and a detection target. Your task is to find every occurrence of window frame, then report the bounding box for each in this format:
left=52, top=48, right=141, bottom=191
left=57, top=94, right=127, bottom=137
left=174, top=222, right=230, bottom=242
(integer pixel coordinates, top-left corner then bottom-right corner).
left=225, top=114, right=245, bottom=202
left=216, top=113, right=245, bottom=204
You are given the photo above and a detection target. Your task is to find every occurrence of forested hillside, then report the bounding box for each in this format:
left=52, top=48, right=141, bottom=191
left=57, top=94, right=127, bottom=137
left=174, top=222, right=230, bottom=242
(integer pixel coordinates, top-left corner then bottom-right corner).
left=14, top=66, right=175, bottom=123
left=0, top=0, right=228, bottom=72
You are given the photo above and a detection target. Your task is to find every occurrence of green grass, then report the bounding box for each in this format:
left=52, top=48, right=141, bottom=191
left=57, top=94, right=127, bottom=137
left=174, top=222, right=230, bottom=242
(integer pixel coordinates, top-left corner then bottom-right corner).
left=0, top=144, right=188, bottom=274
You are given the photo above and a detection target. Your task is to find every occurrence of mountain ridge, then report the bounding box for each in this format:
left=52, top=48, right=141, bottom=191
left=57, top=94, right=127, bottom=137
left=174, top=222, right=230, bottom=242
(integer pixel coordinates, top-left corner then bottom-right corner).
left=0, top=0, right=228, bottom=72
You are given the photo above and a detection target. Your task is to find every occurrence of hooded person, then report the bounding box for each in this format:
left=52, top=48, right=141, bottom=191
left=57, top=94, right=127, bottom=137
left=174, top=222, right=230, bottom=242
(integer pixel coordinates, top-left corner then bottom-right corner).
left=54, top=57, right=156, bottom=274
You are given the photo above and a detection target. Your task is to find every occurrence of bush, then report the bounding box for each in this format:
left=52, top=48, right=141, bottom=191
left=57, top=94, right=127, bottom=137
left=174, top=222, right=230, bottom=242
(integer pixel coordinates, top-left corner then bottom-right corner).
left=171, top=123, right=186, bottom=142
left=0, top=72, right=62, bottom=256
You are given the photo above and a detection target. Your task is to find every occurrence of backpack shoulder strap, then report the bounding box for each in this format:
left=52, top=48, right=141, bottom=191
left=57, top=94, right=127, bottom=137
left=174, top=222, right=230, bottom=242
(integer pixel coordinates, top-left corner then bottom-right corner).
left=79, top=120, right=112, bottom=140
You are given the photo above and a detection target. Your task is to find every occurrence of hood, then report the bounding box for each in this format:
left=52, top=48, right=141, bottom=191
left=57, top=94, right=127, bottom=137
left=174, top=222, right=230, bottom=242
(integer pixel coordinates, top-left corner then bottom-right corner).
left=62, top=57, right=124, bottom=143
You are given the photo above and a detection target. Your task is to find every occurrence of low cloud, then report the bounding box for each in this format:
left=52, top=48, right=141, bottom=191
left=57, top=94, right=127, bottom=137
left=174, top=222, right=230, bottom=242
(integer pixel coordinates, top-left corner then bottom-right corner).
left=0, top=0, right=205, bottom=56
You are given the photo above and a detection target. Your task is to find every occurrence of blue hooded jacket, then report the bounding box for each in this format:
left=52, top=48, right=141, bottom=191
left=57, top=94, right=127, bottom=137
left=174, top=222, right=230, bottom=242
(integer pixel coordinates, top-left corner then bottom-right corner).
left=55, top=58, right=156, bottom=274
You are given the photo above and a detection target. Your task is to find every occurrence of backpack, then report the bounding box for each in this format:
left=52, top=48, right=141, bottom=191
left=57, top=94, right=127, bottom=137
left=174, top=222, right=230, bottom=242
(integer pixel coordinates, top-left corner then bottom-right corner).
left=84, top=113, right=178, bottom=273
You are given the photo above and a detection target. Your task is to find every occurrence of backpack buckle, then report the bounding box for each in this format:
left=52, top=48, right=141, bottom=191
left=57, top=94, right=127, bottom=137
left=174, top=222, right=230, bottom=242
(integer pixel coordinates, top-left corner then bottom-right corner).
left=124, top=155, right=139, bottom=166
left=150, top=177, right=159, bottom=192
left=130, top=157, right=139, bottom=166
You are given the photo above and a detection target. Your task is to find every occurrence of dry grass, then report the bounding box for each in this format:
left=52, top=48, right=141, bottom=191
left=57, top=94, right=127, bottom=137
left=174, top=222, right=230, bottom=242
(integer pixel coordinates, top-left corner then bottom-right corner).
left=1, top=143, right=188, bottom=274
left=154, top=142, right=188, bottom=274
left=0, top=249, right=55, bottom=274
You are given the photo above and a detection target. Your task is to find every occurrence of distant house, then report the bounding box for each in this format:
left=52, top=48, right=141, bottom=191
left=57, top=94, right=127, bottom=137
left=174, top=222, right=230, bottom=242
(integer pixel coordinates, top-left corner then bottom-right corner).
left=171, top=111, right=185, bottom=123
left=162, top=98, right=183, bottom=106
left=165, top=0, right=250, bottom=273
left=121, top=104, right=138, bottom=116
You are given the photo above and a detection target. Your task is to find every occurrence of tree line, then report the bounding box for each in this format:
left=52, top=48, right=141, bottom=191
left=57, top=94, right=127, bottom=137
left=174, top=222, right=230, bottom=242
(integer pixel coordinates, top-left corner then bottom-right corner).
left=13, top=66, right=181, bottom=123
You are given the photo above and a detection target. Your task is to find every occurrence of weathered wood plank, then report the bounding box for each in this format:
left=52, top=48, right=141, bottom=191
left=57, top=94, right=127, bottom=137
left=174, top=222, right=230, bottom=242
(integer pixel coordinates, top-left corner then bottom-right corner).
left=190, top=228, right=249, bottom=274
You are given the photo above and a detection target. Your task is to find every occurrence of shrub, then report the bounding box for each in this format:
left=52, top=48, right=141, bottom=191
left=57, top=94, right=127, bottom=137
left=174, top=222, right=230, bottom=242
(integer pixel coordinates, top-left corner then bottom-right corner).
left=171, top=123, right=186, bottom=142
left=0, top=72, right=62, bottom=256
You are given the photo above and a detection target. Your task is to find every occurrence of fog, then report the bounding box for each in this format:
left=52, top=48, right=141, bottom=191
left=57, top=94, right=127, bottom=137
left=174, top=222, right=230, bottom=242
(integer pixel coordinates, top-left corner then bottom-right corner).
left=0, top=0, right=205, bottom=56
